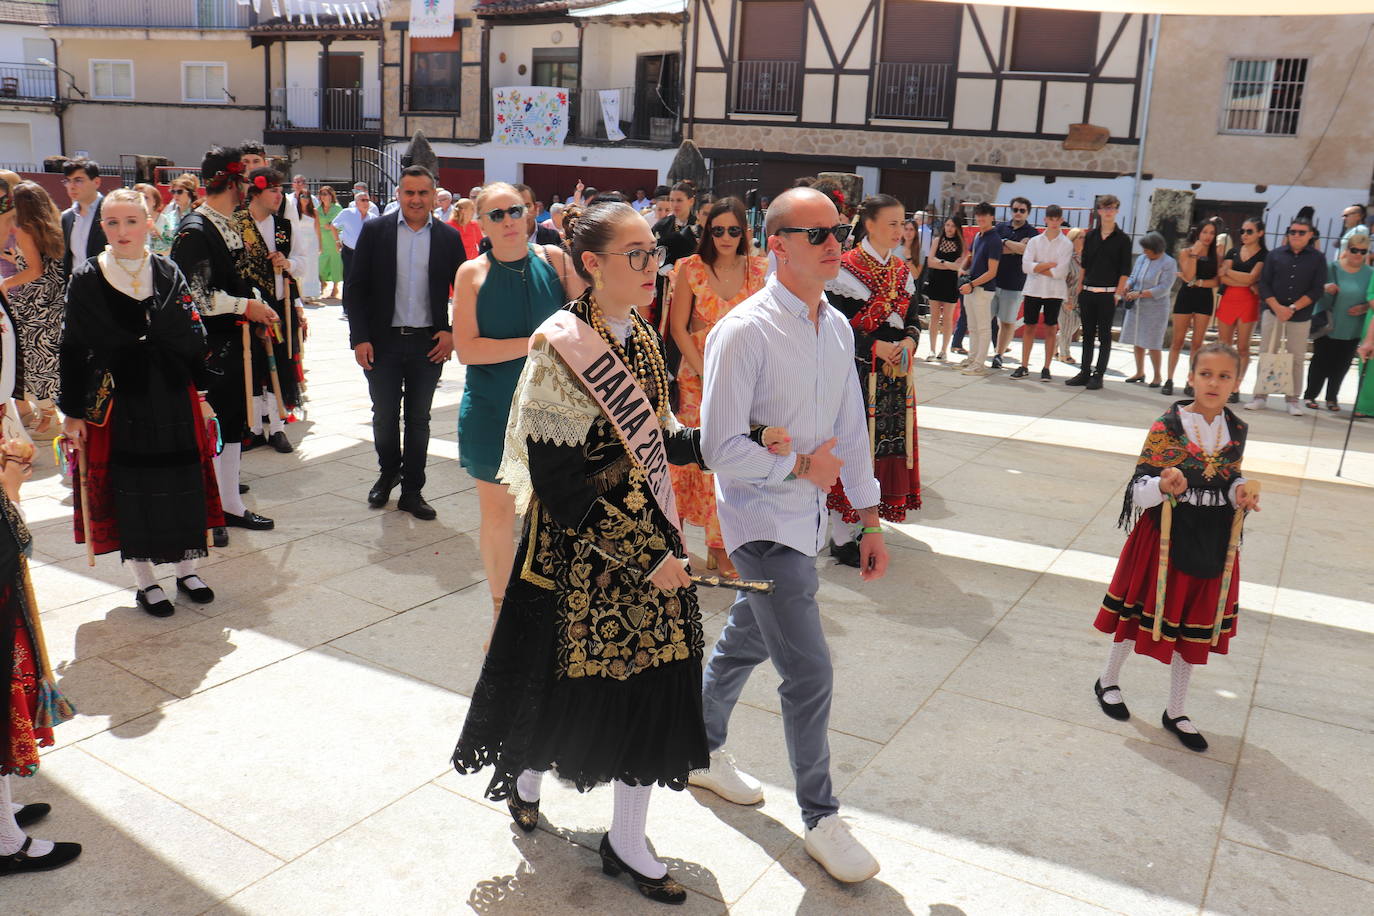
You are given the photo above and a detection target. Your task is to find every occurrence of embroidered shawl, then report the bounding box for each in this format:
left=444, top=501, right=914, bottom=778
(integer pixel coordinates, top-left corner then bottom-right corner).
left=1118, top=401, right=1247, bottom=532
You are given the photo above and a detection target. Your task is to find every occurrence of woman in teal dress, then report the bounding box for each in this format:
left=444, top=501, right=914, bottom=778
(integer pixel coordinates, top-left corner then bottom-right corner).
left=452, top=182, right=585, bottom=644
left=316, top=185, right=343, bottom=299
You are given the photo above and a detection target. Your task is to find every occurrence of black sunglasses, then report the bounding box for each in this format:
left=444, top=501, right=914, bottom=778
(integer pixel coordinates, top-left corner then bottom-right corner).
left=777, top=224, right=853, bottom=246
left=1240, top=228, right=1257, bottom=235
left=1349, top=247, right=1369, bottom=255
left=485, top=205, right=527, bottom=223
left=1287, top=228, right=1311, bottom=236
left=710, top=225, right=743, bottom=238
left=1011, top=207, right=1028, bottom=214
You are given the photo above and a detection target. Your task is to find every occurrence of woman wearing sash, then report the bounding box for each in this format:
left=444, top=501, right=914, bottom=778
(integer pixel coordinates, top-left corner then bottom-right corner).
left=452, top=202, right=710, bottom=904
left=823, top=194, right=921, bottom=567
left=60, top=189, right=223, bottom=617
left=453, top=182, right=583, bottom=648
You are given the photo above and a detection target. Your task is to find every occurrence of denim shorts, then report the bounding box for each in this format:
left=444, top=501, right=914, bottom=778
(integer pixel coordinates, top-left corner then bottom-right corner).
left=992, top=287, right=1024, bottom=323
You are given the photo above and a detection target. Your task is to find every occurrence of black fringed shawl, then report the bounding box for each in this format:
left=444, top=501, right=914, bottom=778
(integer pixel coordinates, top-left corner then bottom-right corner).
left=1118, top=402, right=1248, bottom=578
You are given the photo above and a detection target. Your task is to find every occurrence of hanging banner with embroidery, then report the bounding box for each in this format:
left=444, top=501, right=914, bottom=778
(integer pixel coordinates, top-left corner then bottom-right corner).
left=599, top=90, right=626, bottom=142
left=492, top=86, right=570, bottom=148
left=410, top=0, right=454, bottom=37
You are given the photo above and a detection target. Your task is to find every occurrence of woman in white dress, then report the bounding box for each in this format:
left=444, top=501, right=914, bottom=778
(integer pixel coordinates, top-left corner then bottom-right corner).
left=285, top=175, right=322, bottom=300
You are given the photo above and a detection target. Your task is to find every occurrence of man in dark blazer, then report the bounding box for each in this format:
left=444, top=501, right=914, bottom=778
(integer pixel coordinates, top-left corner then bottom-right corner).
left=344, top=165, right=466, bottom=519
left=60, top=158, right=106, bottom=276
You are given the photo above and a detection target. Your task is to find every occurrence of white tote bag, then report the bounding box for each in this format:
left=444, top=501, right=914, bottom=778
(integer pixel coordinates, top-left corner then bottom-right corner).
left=1254, top=317, right=1293, bottom=397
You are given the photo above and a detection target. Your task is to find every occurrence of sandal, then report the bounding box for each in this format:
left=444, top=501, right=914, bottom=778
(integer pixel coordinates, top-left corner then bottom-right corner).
left=1326, top=402, right=1341, bottom=412
left=1125, top=375, right=1145, bottom=384
left=1304, top=399, right=1319, bottom=410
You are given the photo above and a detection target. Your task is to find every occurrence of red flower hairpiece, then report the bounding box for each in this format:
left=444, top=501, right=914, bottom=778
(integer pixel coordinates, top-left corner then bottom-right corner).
left=252, top=174, right=269, bottom=190
left=834, top=190, right=846, bottom=207
left=226, top=161, right=244, bottom=174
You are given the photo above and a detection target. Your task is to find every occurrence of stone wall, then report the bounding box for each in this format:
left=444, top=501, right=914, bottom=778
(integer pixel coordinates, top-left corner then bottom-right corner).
left=380, top=12, right=484, bottom=141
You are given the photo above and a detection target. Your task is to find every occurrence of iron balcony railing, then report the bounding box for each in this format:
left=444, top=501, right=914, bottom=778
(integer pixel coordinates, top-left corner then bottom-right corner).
left=571, top=86, right=678, bottom=144
left=732, top=60, right=800, bottom=116
left=0, top=63, right=57, bottom=101
left=871, top=62, right=953, bottom=121
left=269, top=87, right=382, bottom=134
left=57, top=0, right=255, bottom=29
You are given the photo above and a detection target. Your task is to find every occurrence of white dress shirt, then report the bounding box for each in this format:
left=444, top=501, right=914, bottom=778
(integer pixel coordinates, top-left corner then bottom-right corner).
left=69, top=192, right=103, bottom=263
left=1021, top=230, right=1074, bottom=300
left=701, top=274, right=880, bottom=556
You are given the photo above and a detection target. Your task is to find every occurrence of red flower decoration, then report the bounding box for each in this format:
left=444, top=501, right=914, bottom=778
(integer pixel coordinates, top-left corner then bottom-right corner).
left=834, top=190, right=846, bottom=207
left=253, top=175, right=270, bottom=190
left=226, top=161, right=244, bottom=174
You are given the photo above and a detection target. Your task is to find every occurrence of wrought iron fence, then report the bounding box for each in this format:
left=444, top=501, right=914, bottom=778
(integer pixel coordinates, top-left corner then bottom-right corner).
left=269, top=87, right=382, bottom=133
left=570, top=87, right=678, bottom=144
left=871, top=62, right=952, bottom=121
left=0, top=63, right=57, bottom=101
left=732, top=60, right=800, bottom=116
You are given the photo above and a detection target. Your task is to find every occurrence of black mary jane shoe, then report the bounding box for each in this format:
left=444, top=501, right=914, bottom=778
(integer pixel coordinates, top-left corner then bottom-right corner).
left=598, top=833, right=687, bottom=905
left=176, top=576, right=215, bottom=604
left=1160, top=380, right=1174, bottom=396
left=1093, top=679, right=1130, bottom=721
left=224, top=510, right=275, bottom=531
left=14, top=804, right=51, bottom=829
left=507, top=793, right=540, bottom=833
left=829, top=539, right=861, bottom=569
left=1162, top=711, right=1209, bottom=752
left=136, top=588, right=175, bottom=618
left=0, top=837, right=82, bottom=875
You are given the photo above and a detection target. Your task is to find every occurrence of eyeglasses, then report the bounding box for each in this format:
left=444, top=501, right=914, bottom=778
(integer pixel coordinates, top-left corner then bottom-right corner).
left=172, top=189, right=189, bottom=196
left=710, top=225, right=743, bottom=238
left=1240, top=228, right=1257, bottom=235
left=484, top=205, right=527, bottom=223
left=1349, top=247, right=1369, bottom=255
left=777, top=224, right=853, bottom=245
left=1011, top=208, right=1028, bottom=214
left=1287, top=228, right=1311, bottom=236
left=593, top=246, right=668, bottom=271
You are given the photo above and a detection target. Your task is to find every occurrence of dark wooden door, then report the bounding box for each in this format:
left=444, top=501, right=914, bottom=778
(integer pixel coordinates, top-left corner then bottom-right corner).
left=880, top=168, right=931, bottom=213
left=321, top=53, right=363, bottom=130
left=634, top=53, right=680, bottom=142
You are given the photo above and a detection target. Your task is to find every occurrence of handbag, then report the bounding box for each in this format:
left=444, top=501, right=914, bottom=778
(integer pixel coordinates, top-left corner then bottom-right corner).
left=1309, top=263, right=1335, bottom=340
left=1254, top=316, right=1294, bottom=397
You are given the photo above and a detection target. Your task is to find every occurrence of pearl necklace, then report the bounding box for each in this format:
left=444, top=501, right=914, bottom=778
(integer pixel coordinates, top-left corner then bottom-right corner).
left=587, top=296, right=672, bottom=421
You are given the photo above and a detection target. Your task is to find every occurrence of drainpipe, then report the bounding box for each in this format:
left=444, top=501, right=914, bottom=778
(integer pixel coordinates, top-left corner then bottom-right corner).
left=50, top=38, right=65, bottom=157
left=678, top=2, right=689, bottom=143
left=1129, top=13, right=1161, bottom=237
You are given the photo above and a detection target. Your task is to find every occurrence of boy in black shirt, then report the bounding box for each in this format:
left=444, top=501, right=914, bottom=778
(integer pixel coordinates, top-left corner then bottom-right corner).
left=1068, top=194, right=1133, bottom=390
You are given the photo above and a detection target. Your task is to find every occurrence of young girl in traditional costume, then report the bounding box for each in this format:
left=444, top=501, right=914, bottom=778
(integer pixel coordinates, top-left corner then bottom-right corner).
left=823, top=194, right=921, bottom=567
left=61, top=188, right=224, bottom=617
left=1092, top=342, right=1261, bottom=751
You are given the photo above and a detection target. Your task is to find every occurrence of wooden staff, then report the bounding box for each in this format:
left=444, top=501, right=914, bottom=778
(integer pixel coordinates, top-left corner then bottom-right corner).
left=261, top=322, right=288, bottom=420
left=241, top=321, right=254, bottom=427
left=76, top=444, right=94, bottom=567
left=1211, top=480, right=1260, bottom=646
left=1152, top=496, right=1173, bottom=642
left=867, top=363, right=878, bottom=451
left=689, top=574, right=775, bottom=594
left=905, top=354, right=916, bottom=470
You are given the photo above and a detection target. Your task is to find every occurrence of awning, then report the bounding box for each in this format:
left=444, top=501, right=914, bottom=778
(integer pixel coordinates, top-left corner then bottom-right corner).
left=569, top=0, right=687, bottom=21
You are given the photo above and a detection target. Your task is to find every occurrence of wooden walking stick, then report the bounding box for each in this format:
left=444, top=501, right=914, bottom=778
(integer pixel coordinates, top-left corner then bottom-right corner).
left=76, top=443, right=94, bottom=567
left=261, top=322, right=288, bottom=420
left=1152, top=495, right=1174, bottom=642
left=904, top=350, right=916, bottom=470
left=1211, top=480, right=1260, bottom=646
left=240, top=320, right=254, bottom=429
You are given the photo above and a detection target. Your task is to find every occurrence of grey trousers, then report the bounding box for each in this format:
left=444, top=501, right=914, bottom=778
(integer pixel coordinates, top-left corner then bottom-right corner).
left=701, top=540, right=839, bottom=828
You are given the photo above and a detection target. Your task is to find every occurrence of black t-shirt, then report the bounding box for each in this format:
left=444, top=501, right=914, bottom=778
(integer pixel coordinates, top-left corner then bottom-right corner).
left=1081, top=225, right=1134, bottom=288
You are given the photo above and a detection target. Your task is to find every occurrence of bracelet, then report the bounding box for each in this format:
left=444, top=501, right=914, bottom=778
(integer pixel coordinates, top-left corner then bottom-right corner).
left=859, top=526, right=882, bottom=535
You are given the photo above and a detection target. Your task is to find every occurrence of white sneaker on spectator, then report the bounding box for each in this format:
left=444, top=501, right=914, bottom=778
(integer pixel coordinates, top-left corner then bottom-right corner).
left=961, top=365, right=990, bottom=377
left=688, top=750, right=763, bottom=804
left=1286, top=398, right=1306, bottom=416
left=1244, top=397, right=1267, bottom=411
left=804, top=814, right=880, bottom=883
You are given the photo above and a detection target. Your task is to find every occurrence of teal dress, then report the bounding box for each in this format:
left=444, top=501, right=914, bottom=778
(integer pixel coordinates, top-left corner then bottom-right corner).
left=458, top=246, right=566, bottom=483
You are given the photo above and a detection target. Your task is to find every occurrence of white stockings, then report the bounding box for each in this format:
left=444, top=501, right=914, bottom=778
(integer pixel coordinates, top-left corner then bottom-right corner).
left=1098, top=643, right=1199, bottom=733
left=1098, top=641, right=1132, bottom=706
left=215, top=443, right=247, bottom=516
left=516, top=769, right=543, bottom=804
left=610, top=780, right=664, bottom=879
left=0, top=775, right=53, bottom=857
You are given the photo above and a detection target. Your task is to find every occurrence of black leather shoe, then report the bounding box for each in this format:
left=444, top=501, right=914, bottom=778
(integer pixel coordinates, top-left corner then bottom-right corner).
left=224, top=510, right=275, bottom=530
left=1065, top=372, right=1091, bottom=387
left=268, top=431, right=294, bottom=453
left=1162, top=711, right=1208, bottom=752
left=1161, top=380, right=1174, bottom=396
left=136, top=588, right=174, bottom=618
left=1085, top=373, right=1104, bottom=390
left=508, top=793, right=540, bottom=833
left=212, top=526, right=229, bottom=548
left=368, top=473, right=400, bottom=508
left=599, top=833, right=686, bottom=905
left=242, top=432, right=267, bottom=452
left=239, top=483, right=250, bottom=494
left=829, top=539, right=860, bottom=568
left=176, top=576, right=215, bottom=604
left=396, top=493, right=437, bottom=520
left=0, top=837, right=82, bottom=875
left=1093, top=679, right=1130, bottom=721
left=14, top=803, right=51, bottom=829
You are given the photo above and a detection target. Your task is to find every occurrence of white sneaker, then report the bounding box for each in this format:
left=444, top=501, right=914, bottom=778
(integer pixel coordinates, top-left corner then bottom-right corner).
left=1286, top=399, right=1306, bottom=416
left=961, top=366, right=990, bottom=377
left=804, top=814, right=880, bottom=883
left=688, top=750, right=764, bottom=805
left=1244, top=397, right=1267, bottom=411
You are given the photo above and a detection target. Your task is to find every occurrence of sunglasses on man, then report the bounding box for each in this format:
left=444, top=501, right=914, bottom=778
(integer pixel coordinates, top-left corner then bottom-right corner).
left=776, top=224, right=853, bottom=245
left=710, top=225, right=743, bottom=238
left=485, top=205, right=527, bottom=223
left=1287, top=228, right=1311, bottom=236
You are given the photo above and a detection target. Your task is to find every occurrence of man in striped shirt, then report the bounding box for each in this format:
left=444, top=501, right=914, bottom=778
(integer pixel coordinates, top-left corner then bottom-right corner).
left=693, top=187, right=888, bottom=884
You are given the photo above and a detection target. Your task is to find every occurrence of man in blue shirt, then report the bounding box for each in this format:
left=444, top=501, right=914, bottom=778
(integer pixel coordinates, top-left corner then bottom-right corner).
left=959, top=202, right=1002, bottom=375
left=992, top=197, right=1038, bottom=368
left=331, top=183, right=379, bottom=279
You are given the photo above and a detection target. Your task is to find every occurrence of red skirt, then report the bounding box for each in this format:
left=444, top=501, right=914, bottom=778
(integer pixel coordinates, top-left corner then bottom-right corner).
left=3, top=581, right=49, bottom=777
left=1093, top=509, right=1240, bottom=665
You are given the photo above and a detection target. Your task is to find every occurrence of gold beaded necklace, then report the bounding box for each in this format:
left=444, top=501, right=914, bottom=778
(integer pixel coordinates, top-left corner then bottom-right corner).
left=587, top=296, right=672, bottom=421
left=109, top=246, right=151, bottom=296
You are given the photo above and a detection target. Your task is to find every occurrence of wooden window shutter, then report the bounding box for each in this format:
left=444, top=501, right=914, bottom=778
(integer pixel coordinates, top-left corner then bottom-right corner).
left=881, top=0, right=959, bottom=64
left=739, top=0, right=805, bottom=60
left=1010, top=9, right=1099, bottom=74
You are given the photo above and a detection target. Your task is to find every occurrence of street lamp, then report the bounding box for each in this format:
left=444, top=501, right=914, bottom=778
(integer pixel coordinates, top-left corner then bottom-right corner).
left=36, top=58, right=88, bottom=98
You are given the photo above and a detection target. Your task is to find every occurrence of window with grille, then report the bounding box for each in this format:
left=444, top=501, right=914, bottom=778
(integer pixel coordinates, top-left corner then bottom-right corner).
left=734, top=0, right=805, bottom=114
left=1221, top=58, right=1306, bottom=136
left=90, top=60, right=134, bottom=100
left=183, top=63, right=227, bottom=104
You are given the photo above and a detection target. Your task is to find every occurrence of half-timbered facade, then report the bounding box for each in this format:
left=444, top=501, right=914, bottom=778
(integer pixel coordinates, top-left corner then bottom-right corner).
left=684, top=0, right=1150, bottom=216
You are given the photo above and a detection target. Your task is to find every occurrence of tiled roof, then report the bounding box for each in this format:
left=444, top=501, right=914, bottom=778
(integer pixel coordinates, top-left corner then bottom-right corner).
left=0, top=0, right=57, bottom=25
left=475, top=0, right=605, bottom=16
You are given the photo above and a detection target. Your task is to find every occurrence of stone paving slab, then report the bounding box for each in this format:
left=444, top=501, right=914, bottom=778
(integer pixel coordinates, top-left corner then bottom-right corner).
left=9, top=300, right=1372, bottom=914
